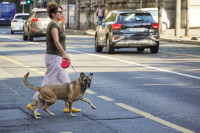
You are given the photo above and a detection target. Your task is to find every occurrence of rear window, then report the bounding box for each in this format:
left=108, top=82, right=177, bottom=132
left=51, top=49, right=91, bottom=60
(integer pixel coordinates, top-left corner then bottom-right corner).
left=118, top=13, right=154, bottom=22
left=15, top=15, right=29, bottom=20
left=146, top=10, right=158, bottom=16
left=36, top=12, right=48, bottom=18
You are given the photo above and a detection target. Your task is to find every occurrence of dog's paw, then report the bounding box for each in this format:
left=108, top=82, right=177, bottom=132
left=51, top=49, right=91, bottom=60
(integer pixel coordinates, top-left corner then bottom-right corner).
left=50, top=113, right=55, bottom=116
left=91, top=105, right=96, bottom=109
left=70, top=114, right=76, bottom=117
left=35, top=116, right=41, bottom=119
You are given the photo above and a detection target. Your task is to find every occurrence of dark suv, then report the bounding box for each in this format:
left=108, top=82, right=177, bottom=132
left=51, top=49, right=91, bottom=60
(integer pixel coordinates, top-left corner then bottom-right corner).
left=23, top=8, right=65, bottom=41
left=95, top=10, right=159, bottom=54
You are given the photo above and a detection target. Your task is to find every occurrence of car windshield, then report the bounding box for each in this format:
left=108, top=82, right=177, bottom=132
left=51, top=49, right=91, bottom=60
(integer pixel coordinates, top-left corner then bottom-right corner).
left=36, top=12, right=49, bottom=18
left=118, top=13, right=153, bottom=22
left=15, top=15, right=29, bottom=20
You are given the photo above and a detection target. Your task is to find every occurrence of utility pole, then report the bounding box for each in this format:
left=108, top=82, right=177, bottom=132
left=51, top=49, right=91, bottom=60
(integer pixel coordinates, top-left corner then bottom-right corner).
left=33, top=0, right=37, bottom=8
left=185, top=0, right=189, bottom=36
left=76, top=0, right=80, bottom=29
left=104, top=0, right=108, bottom=17
left=175, top=0, right=181, bottom=37
left=89, top=0, right=92, bottom=29
left=67, top=0, right=69, bottom=28
left=158, top=0, right=163, bottom=34
left=140, top=0, right=142, bottom=9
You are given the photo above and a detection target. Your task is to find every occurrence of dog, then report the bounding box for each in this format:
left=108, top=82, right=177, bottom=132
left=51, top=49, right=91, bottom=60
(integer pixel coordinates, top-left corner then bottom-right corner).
left=23, top=72, right=96, bottom=119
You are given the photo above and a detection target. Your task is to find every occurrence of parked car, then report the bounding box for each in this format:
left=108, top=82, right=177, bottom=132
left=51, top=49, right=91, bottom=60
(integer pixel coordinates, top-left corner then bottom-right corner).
left=95, top=10, right=159, bottom=54
left=23, top=8, right=65, bottom=41
left=0, top=2, right=16, bottom=25
left=138, top=8, right=170, bottom=32
left=11, top=13, right=29, bottom=34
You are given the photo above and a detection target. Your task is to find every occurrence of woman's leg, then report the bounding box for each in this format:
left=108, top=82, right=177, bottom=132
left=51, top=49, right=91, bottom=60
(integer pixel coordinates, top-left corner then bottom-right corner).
left=29, top=54, right=59, bottom=106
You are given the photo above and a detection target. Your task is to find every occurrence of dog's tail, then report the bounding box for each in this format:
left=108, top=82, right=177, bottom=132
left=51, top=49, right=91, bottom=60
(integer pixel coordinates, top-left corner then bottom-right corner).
left=23, top=72, right=41, bottom=91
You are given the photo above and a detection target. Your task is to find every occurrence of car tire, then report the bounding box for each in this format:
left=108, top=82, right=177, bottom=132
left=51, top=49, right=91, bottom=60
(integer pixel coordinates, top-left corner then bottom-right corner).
left=150, top=42, right=159, bottom=54
left=28, top=32, right=33, bottom=41
left=137, top=48, right=145, bottom=52
left=106, top=35, right=114, bottom=54
left=23, top=32, right=28, bottom=41
left=11, top=29, right=14, bottom=34
left=95, top=35, right=103, bottom=52
left=162, top=23, right=168, bottom=32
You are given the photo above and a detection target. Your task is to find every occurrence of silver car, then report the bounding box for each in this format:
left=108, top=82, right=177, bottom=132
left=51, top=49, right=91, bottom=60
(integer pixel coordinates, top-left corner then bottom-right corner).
left=23, top=8, right=65, bottom=41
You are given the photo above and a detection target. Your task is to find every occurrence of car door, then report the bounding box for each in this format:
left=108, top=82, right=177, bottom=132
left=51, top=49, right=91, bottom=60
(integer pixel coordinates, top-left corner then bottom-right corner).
left=102, top=12, right=118, bottom=44
left=27, top=11, right=35, bottom=33
left=98, top=12, right=113, bottom=44
left=24, top=12, right=33, bottom=35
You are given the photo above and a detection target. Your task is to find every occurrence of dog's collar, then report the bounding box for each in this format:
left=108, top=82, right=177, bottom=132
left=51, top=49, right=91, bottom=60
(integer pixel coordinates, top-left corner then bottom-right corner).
left=80, top=82, right=87, bottom=88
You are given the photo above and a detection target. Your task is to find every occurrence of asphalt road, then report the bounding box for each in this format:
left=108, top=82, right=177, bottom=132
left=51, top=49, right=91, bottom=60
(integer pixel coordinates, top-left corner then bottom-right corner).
left=0, top=26, right=200, bottom=133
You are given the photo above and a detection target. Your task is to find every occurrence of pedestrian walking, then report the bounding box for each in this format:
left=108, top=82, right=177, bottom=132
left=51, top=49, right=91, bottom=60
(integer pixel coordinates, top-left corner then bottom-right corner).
left=26, top=2, right=81, bottom=116
left=96, top=5, right=104, bottom=25
left=85, top=5, right=91, bottom=29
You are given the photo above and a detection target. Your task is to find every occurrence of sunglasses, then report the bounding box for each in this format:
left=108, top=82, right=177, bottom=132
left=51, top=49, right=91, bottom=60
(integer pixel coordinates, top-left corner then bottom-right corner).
left=57, top=11, right=63, bottom=14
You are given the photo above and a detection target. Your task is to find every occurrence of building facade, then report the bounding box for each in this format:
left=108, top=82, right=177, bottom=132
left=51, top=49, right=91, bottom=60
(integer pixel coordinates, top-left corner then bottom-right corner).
left=49, top=0, right=200, bottom=30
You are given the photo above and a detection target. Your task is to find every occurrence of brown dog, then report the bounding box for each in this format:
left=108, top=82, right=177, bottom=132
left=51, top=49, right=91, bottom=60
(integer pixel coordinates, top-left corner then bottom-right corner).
left=23, top=72, right=96, bottom=119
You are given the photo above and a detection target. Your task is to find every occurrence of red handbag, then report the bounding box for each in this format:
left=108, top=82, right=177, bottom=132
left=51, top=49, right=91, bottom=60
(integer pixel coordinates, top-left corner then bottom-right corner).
left=61, top=58, right=70, bottom=68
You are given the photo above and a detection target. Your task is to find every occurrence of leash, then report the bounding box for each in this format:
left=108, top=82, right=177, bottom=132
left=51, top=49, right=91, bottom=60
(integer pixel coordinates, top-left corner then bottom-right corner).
left=70, top=64, right=79, bottom=76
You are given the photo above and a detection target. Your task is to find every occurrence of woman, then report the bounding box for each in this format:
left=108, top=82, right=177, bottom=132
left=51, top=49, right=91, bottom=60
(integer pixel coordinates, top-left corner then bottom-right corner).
left=96, top=5, right=104, bottom=25
left=27, top=3, right=81, bottom=115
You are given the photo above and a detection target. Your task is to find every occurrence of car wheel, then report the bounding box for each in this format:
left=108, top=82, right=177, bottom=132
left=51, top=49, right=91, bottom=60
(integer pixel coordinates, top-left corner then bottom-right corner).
left=11, top=29, right=14, bottom=34
left=95, top=35, right=103, bottom=52
left=150, top=42, right=159, bottom=54
left=106, top=35, right=114, bottom=54
left=28, top=32, right=33, bottom=41
left=137, top=48, right=145, bottom=52
left=162, top=23, right=168, bottom=32
left=23, top=32, right=28, bottom=41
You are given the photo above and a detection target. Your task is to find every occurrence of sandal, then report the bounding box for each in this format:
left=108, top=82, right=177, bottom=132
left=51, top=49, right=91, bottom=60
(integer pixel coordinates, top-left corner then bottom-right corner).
left=27, top=103, right=41, bottom=116
left=64, top=108, right=81, bottom=113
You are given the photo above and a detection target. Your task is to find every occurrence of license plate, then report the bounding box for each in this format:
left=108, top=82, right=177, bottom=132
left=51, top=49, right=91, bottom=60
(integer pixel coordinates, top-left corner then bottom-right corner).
left=128, top=28, right=147, bottom=32
left=0, top=18, right=4, bottom=20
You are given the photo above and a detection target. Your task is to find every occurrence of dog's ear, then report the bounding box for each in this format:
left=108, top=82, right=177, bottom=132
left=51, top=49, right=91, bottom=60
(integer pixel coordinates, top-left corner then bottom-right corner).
left=80, top=72, right=85, bottom=79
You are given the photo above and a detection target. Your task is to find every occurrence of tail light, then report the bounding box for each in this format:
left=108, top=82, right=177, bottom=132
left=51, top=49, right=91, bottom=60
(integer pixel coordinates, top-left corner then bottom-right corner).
left=61, top=29, right=64, bottom=31
left=112, top=23, right=121, bottom=30
left=32, top=18, right=39, bottom=22
left=152, top=23, right=159, bottom=29
left=32, top=29, right=36, bottom=31
left=13, top=20, right=18, bottom=22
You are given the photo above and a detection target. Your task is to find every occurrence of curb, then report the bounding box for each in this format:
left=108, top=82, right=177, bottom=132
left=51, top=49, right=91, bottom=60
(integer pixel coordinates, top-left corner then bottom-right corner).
left=85, top=30, right=95, bottom=36
left=160, top=38, right=200, bottom=45
left=65, top=29, right=85, bottom=35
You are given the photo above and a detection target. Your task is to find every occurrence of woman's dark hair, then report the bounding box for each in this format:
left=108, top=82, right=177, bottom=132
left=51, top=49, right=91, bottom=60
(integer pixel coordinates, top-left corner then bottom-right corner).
left=47, top=3, right=62, bottom=19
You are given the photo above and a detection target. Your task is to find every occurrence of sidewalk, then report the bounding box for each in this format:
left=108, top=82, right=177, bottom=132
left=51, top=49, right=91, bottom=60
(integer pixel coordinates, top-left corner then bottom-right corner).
left=66, top=28, right=200, bottom=45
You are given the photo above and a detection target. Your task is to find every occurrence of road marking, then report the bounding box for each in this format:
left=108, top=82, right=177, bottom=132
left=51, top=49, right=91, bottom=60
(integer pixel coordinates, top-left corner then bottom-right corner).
left=69, top=49, right=200, bottom=80
left=97, top=96, right=114, bottom=101
left=160, top=51, right=200, bottom=58
left=116, top=103, right=194, bottom=133
left=66, top=35, right=94, bottom=38
left=86, top=89, right=96, bottom=94
left=0, top=56, right=44, bottom=76
left=0, top=38, right=197, bottom=132
left=1, top=82, right=19, bottom=94
left=0, top=55, right=94, bottom=94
